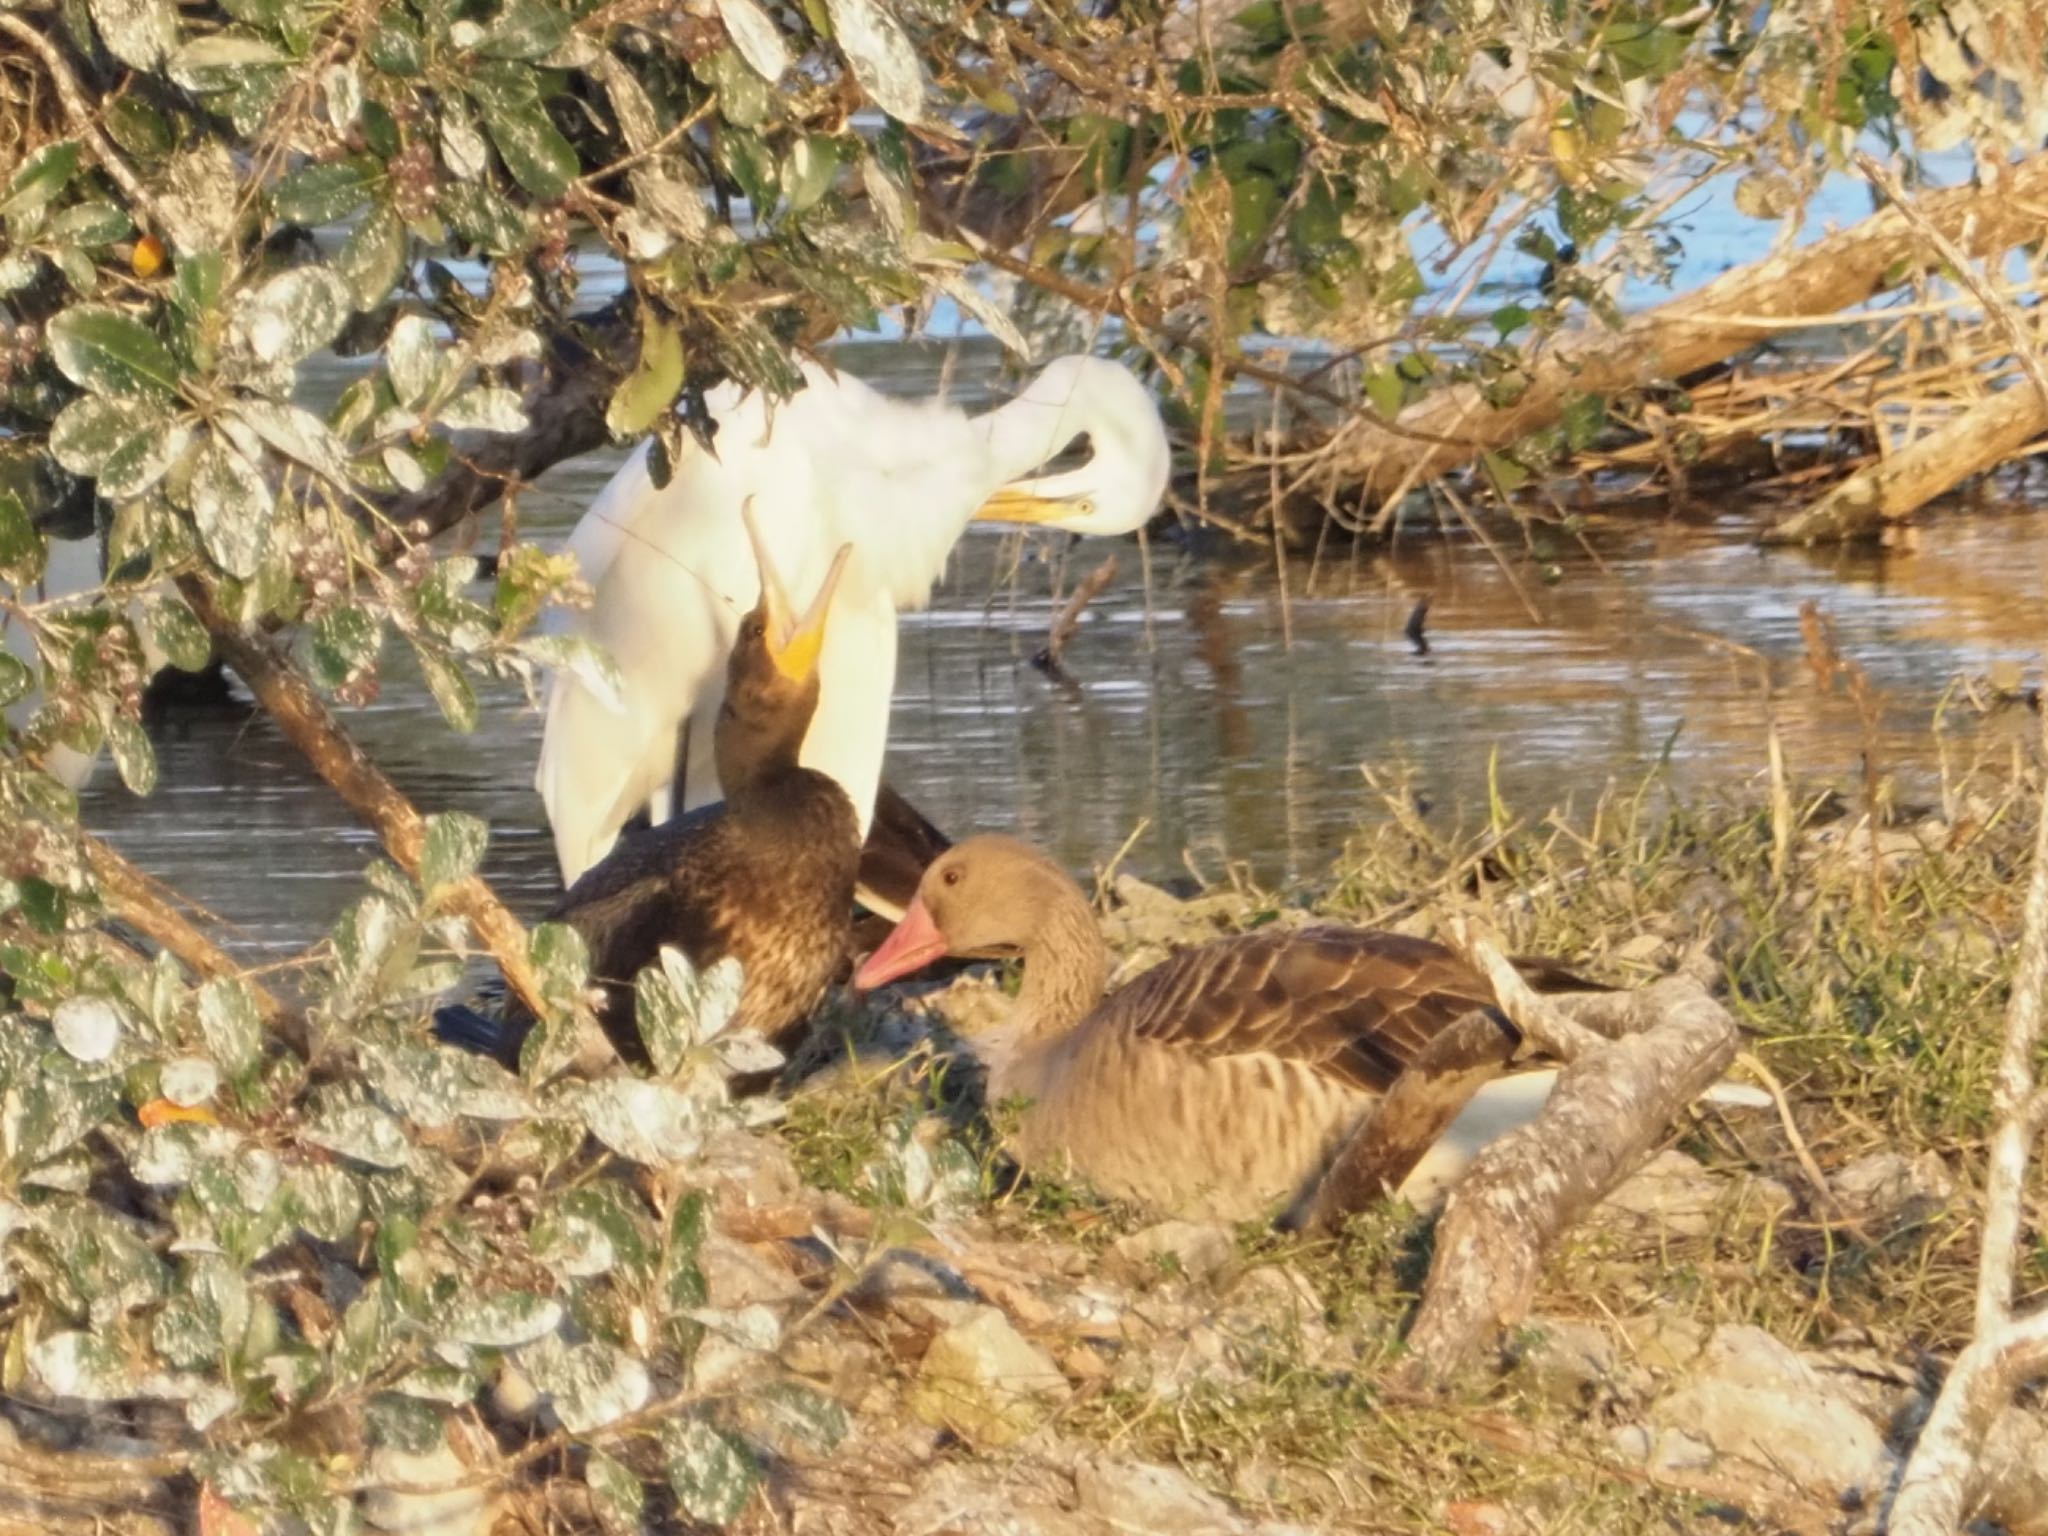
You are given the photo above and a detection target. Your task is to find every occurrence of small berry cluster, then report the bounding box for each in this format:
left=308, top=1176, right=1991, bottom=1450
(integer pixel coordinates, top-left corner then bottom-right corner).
left=0, top=319, right=42, bottom=387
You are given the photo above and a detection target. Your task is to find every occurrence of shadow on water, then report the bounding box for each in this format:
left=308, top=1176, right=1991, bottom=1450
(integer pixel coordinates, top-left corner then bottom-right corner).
left=82, top=348, right=2048, bottom=962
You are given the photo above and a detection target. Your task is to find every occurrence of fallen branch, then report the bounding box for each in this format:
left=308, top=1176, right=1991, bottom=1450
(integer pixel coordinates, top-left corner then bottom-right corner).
left=1890, top=699, right=2048, bottom=1535
left=79, top=830, right=306, bottom=1055
left=176, top=578, right=558, bottom=1026
left=1399, top=966, right=1740, bottom=1378
left=1766, top=155, right=2048, bottom=544
left=1322, top=149, right=2048, bottom=521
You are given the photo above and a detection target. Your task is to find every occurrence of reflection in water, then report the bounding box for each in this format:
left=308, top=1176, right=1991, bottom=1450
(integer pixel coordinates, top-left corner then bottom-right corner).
left=78, top=355, right=2048, bottom=963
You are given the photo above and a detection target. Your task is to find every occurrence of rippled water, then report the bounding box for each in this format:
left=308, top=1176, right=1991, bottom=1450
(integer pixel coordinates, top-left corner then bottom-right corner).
left=83, top=334, right=2048, bottom=963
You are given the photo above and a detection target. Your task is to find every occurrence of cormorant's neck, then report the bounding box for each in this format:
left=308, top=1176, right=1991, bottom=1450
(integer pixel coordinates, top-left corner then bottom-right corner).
left=714, top=708, right=811, bottom=798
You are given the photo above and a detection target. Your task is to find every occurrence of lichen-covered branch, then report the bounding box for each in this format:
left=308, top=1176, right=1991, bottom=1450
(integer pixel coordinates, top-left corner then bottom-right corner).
left=1401, top=974, right=1740, bottom=1377
left=175, top=577, right=552, bottom=1021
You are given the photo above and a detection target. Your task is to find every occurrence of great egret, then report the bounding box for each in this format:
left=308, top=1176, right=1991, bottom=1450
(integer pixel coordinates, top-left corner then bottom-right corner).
left=535, top=354, right=1171, bottom=909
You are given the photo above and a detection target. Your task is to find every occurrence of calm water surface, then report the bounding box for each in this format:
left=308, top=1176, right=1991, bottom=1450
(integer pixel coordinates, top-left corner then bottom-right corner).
left=81, top=343, right=2048, bottom=960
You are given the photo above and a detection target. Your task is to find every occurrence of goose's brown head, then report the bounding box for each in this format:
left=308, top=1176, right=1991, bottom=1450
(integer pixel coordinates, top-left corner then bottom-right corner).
left=854, top=835, right=1074, bottom=989
left=715, top=502, right=850, bottom=792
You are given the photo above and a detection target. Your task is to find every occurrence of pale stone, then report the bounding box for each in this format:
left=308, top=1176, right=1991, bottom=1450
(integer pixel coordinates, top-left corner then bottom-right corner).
left=909, top=1307, right=1071, bottom=1448
left=1106, top=1220, right=1237, bottom=1285
left=1647, top=1325, right=1895, bottom=1501
left=1074, top=1455, right=1248, bottom=1535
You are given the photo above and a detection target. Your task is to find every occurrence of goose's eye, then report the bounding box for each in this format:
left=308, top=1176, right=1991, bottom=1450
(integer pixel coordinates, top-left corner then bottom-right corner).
left=941, top=866, right=962, bottom=888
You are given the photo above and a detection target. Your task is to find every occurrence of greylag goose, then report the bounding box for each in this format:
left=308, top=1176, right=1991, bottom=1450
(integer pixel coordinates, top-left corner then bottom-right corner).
left=854, top=835, right=1747, bottom=1225
left=435, top=510, right=861, bottom=1071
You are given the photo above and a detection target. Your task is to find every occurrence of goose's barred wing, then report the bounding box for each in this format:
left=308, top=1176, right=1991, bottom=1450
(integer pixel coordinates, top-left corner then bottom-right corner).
left=1111, top=928, right=1603, bottom=1095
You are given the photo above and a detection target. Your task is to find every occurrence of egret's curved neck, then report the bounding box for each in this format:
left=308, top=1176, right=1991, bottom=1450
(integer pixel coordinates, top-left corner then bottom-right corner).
left=977, top=383, right=1096, bottom=488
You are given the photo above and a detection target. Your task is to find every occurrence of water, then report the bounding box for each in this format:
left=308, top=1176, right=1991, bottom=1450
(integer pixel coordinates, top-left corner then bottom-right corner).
left=74, top=148, right=2048, bottom=960
left=85, top=364, right=2048, bottom=963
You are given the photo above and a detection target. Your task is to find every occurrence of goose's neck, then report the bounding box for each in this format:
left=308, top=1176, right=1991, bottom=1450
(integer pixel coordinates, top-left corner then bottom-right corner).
left=996, top=891, right=1109, bottom=1059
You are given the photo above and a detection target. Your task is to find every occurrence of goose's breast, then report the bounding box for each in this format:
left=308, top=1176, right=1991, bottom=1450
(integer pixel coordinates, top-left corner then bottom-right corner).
left=1013, top=1030, right=1373, bottom=1222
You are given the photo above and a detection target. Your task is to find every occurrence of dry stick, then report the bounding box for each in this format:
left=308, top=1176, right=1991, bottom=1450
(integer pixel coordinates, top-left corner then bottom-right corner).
left=1891, top=697, right=2048, bottom=1534
left=177, top=579, right=557, bottom=1027
left=79, top=831, right=306, bottom=1053
left=1325, top=149, right=2048, bottom=508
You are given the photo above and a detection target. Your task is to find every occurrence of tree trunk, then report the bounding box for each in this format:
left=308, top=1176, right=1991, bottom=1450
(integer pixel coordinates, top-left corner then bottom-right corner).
left=1326, top=151, right=2048, bottom=516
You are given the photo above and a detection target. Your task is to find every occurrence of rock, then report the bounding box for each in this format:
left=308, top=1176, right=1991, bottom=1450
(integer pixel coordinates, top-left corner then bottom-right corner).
left=1625, top=1310, right=1708, bottom=1374
left=1645, top=1325, right=1894, bottom=1502
left=1074, top=1455, right=1248, bottom=1534
left=699, top=1125, right=806, bottom=1211
left=1592, top=1151, right=1793, bottom=1240
left=1830, top=1150, right=1953, bottom=1236
left=1106, top=1221, right=1237, bottom=1286
left=1506, top=1317, right=1639, bottom=1410
left=1979, top=1404, right=2048, bottom=1536
left=699, top=1229, right=805, bottom=1310
left=892, top=1461, right=1101, bottom=1536
left=908, top=1307, right=1071, bottom=1448
left=361, top=1441, right=496, bottom=1536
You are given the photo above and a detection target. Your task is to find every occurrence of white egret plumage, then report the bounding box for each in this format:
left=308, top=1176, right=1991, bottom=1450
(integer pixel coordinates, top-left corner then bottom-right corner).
left=535, top=354, right=1171, bottom=909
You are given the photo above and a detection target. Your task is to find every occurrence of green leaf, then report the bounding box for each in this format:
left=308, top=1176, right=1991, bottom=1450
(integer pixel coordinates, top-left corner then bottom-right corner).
left=529, top=921, right=590, bottom=1008
left=169, top=33, right=288, bottom=91
left=366, top=11, right=424, bottom=74
left=87, top=0, right=179, bottom=69
left=416, top=648, right=479, bottom=732
left=47, top=306, right=182, bottom=401
left=198, top=975, right=264, bottom=1074
left=1561, top=392, right=1607, bottom=452
left=50, top=396, right=163, bottom=481
left=662, top=1417, right=760, bottom=1526
left=310, top=604, right=381, bottom=687
left=439, top=182, right=527, bottom=255
left=238, top=264, right=351, bottom=365
left=46, top=201, right=133, bottom=248
left=172, top=251, right=225, bottom=317
left=142, top=593, right=212, bottom=671
left=2, top=142, right=81, bottom=218
left=0, top=651, right=33, bottom=708
left=477, top=0, right=573, bottom=60
left=664, top=1190, right=708, bottom=1311
left=0, top=489, right=40, bottom=584
left=105, top=715, right=157, bottom=795
left=188, top=434, right=272, bottom=579
left=481, top=99, right=580, bottom=201
left=1491, top=304, right=1531, bottom=339
left=714, top=0, right=790, bottom=82
left=104, top=99, right=174, bottom=161
left=271, top=160, right=375, bottom=226
left=781, top=134, right=841, bottom=216
left=823, top=0, right=927, bottom=123
left=585, top=1449, right=647, bottom=1536
left=438, top=385, right=528, bottom=433
left=700, top=48, right=774, bottom=129
left=336, top=204, right=407, bottom=310
left=1225, top=172, right=1281, bottom=268
left=606, top=317, right=685, bottom=439
left=445, top=1290, right=562, bottom=1347
left=633, top=966, right=690, bottom=1076
left=1363, top=366, right=1404, bottom=420
left=421, top=812, right=488, bottom=898
left=1480, top=450, right=1530, bottom=494
left=714, top=127, right=778, bottom=213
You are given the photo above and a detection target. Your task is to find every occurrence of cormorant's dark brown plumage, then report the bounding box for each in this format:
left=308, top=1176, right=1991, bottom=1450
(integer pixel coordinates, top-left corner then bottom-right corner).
left=435, top=516, right=860, bottom=1071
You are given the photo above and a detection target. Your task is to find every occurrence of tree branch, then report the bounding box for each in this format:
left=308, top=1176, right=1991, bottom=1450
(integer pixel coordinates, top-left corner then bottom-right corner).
left=175, top=577, right=554, bottom=1021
